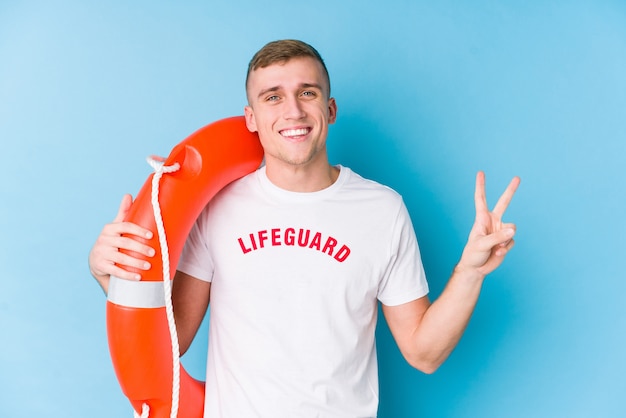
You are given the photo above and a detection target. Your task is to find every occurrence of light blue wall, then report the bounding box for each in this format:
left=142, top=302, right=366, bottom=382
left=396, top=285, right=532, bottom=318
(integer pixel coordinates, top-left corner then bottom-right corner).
left=1, top=1, right=624, bottom=417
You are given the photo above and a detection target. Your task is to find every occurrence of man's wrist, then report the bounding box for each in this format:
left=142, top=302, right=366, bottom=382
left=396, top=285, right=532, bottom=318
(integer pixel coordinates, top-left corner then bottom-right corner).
left=452, top=262, right=486, bottom=284
left=89, top=268, right=110, bottom=294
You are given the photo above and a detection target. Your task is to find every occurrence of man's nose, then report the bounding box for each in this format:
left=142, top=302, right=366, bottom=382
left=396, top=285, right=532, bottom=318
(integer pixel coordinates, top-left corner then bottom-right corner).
left=283, top=96, right=306, bottom=119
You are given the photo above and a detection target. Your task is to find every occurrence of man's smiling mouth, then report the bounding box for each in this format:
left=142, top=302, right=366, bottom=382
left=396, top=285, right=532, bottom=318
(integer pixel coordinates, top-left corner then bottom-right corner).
left=280, top=128, right=310, bottom=138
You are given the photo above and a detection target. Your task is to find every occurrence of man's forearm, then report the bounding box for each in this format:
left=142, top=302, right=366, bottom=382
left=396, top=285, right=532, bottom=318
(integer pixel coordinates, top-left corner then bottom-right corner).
left=409, top=267, right=485, bottom=372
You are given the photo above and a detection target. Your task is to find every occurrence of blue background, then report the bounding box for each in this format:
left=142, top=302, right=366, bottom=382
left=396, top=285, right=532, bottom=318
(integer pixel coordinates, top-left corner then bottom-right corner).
left=1, top=0, right=625, bottom=417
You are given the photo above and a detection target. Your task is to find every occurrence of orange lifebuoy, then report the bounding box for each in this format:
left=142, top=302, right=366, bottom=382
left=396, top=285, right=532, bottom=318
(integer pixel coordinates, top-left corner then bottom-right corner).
left=106, top=116, right=264, bottom=418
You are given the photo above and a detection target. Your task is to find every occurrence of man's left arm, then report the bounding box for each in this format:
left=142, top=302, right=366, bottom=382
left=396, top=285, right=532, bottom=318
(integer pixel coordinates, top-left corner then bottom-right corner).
left=383, top=171, right=520, bottom=374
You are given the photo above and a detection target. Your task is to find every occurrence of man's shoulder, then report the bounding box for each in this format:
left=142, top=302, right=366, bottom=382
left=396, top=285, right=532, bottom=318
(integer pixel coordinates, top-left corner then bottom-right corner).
left=341, top=166, right=403, bottom=201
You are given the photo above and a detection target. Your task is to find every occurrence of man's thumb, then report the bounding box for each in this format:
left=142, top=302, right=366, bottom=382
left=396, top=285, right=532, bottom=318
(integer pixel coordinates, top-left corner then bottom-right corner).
left=113, top=194, right=133, bottom=222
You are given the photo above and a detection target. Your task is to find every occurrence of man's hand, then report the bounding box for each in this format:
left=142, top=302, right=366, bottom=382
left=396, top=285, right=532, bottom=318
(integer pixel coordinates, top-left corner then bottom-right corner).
left=88, top=194, right=155, bottom=293
left=456, top=171, right=521, bottom=280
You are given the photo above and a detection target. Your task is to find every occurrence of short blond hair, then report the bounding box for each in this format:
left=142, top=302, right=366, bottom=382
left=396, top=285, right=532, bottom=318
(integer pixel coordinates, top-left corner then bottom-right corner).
left=246, top=39, right=331, bottom=98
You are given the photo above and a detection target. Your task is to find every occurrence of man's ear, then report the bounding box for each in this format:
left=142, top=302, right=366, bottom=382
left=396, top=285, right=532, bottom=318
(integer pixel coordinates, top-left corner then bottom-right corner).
left=328, top=97, right=338, bottom=125
left=244, top=106, right=257, bottom=132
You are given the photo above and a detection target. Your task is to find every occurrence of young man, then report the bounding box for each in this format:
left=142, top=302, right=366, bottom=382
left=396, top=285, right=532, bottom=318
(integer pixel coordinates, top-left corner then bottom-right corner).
left=89, top=40, right=520, bottom=416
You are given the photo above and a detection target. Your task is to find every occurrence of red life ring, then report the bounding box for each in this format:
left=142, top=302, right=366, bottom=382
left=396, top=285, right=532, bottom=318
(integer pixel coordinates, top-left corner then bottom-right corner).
left=106, top=116, right=264, bottom=417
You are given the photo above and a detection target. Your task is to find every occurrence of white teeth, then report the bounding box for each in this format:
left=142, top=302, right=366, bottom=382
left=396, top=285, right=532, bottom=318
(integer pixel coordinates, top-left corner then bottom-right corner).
left=281, top=128, right=308, bottom=137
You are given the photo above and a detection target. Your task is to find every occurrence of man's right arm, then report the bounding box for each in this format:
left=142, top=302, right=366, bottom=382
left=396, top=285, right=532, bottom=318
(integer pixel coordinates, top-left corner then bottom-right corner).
left=171, top=271, right=211, bottom=355
left=88, top=194, right=210, bottom=355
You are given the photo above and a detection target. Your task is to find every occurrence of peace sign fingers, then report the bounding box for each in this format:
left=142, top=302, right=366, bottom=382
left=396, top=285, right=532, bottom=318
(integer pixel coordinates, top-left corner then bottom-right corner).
left=474, top=171, right=521, bottom=219
left=474, top=171, right=489, bottom=215
left=492, top=175, right=521, bottom=219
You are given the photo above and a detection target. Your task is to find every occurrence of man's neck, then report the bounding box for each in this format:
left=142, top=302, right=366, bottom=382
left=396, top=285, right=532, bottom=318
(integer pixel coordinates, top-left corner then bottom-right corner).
left=264, top=160, right=340, bottom=193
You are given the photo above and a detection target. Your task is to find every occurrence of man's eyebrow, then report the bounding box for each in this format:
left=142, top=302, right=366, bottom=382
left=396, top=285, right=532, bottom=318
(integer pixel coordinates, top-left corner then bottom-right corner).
left=257, top=86, right=281, bottom=99
left=300, top=82, right=323, bottom=91
left=256, top=83, right=324, bottom=99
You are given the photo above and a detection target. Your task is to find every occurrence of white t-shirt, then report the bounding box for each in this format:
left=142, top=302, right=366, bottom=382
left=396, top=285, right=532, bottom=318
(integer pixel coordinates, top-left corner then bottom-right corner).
left=178, top=165, right=429, bottom=418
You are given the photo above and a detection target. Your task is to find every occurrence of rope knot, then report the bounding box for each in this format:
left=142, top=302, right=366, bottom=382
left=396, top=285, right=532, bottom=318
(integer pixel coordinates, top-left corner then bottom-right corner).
left=147, top=155, right=180, bottom=175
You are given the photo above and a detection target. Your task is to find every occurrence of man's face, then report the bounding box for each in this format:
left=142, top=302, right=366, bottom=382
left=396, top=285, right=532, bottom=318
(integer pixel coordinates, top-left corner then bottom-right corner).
left=244, top=56, right=337, bottom=170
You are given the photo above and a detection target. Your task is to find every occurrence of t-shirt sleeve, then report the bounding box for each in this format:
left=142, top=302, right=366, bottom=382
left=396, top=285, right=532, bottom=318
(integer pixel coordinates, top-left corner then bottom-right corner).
left=177, top=206, right=214, bottom=282
left=377, top=199, right=429, bottom=306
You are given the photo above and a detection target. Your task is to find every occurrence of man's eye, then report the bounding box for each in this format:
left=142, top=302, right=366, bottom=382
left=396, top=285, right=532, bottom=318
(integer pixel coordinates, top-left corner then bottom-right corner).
left=266, top=95, right=280, bottom=102
left=302, top=91, right=316, bottom=97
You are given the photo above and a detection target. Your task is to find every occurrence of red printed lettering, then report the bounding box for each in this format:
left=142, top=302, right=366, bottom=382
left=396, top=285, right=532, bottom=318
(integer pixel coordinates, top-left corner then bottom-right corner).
left=309, top=232, right=322, bottom=250
left=334, top=245, right=350, bottom=262
left=258, top=230, right=268, bottom=248
left=284, top=228, right=295, bottom=245
left=237, top=227, right=351, bottom=262
left=271, top=228, right=281, bottom=246
left=322, top=237, right=338, bottom=256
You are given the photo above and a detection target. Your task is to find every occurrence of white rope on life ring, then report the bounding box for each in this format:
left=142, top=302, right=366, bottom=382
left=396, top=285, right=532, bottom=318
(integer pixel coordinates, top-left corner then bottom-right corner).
left=132, top=156, right=182, bottom=418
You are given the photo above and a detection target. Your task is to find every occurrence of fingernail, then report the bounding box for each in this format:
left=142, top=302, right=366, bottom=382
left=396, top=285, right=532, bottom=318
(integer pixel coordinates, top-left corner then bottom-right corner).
left=134, top=274, right=141, bottom=281
left=146, top=231, right=153, bottom=239
left=148, top=248, right=155, bottom=257
left=143, top=262, right=151, bottom=270
left=504, top=228, right=515, bottom=237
